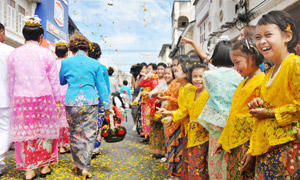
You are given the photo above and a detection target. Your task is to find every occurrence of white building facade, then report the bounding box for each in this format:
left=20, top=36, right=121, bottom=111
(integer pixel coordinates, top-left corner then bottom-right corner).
left=194, top=0, right=300, bottom=55
left=159, top=44, right=172, bottom=65
left=0, top=0, right=40, bottom=47
left=169, top=0, right=196, bottom=57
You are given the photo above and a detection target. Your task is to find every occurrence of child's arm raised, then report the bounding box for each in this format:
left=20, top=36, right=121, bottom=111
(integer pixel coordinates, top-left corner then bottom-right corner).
left=181, top=35, right=212, bottom=63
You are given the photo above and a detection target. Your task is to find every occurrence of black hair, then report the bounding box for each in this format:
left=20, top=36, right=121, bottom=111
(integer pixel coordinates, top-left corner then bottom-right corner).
left=231, top=38, right=264, bottom=66
left=88, top=42, right=102, bottom=59
left=141, top=62, right=147, bottom=67
left=188, top=64, right=207, bottom=83
left=0, top=23, right=4, bottom=31
left=190, top=54, right=204, bottom=64
left=157, top=62, right=167, bottom=69
left=55, top=45, right=68, bottom=58
left=176, top=60, right=189, bottom=81
left=130, top=63, right=143, bottom=79
left=172, top=56, right=179, bottom=61
left=177, top=60, right=189, bottom=74
left=123, top=80, right=128, bottom=85
left=108, top=67, right=114, bottom=76
left=147, top=63, right=157, bottom=70
left=211, top=40, right=233, bottom=67
left=22, top=25, right=44, bottom=41
left=242, top=25, right=256, bottom=39
left=178, top=54, right=190, bottom=62
left=265, top=61, right=272, bottom=67
left=257, top=10, right=299, bottom=53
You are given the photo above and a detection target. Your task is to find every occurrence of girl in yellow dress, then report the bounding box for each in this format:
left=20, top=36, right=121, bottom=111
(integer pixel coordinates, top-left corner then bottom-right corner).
left=215, top=37, right=265, bottom=179
left=159, top=64, right=210, bottom=179
left=247, top=11, right=300, bottom=179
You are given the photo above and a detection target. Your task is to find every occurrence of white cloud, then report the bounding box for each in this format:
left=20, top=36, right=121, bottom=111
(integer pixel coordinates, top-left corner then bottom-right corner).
left=69, top=0, right=173, bottom=68
left=107, top=33, right=138, bottom=49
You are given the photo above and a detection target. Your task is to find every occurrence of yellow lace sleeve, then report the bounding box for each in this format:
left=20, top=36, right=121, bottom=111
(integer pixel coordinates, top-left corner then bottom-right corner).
left=275, top=57, right=300, bottom=126
left=172, top=84, right=191, bottom=122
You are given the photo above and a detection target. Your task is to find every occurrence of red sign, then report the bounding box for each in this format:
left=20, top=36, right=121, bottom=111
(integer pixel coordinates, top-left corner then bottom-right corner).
left=54, top=0, right=64, bottom=27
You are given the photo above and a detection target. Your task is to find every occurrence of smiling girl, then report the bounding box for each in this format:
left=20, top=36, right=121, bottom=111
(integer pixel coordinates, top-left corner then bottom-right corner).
left=215, top=38, right=265, bottom=179
left=159, top=64, right=210, bottom=179
left=247, top=11, right=300, bottom=179
left=160, top=59, right=189, bottom=180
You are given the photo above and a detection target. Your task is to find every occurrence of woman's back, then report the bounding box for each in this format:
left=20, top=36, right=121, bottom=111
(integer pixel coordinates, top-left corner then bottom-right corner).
left=60, top=51, right=108, bottom=107
left=8, top=43, right=60, bottom=98
left=204, top=67, right=243, bottom=112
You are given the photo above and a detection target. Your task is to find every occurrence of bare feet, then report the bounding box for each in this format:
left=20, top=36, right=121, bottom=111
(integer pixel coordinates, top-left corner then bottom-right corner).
left=40, top=165, right=51, bottom=177
left=82, top=170, right=92, bottom=180
left=72, top=164, right=79, bottom=174
left=25, top=170, right=36, bottom=180
left=40, top=165, right=51, bottom=174
left=59, top=147, right=70, bottom=154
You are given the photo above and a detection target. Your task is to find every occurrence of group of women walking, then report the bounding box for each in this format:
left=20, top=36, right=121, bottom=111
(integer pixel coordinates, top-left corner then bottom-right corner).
left=5, top=15, right=111, bottom=180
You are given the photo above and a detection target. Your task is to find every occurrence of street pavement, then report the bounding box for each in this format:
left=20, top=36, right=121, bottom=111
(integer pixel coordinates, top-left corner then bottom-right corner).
left=1, top=110, right=168, bottom=180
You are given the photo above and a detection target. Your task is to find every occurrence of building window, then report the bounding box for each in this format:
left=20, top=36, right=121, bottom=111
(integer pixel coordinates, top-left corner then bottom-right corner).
left=7, top=0, right=16, bottom=30
left=200, top=18, right=208, bottom=44
left=17, top=5, right=25, bottom=33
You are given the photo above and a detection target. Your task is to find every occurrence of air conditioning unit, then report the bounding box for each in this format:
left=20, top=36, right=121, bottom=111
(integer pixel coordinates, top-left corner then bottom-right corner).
left=219, top=1, right=237, bottom=29
left=208, top=13, right=219, bottom=36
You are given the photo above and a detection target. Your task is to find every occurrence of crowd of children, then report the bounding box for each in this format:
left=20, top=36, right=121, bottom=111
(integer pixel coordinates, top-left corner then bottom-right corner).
left=131, top=10, right=300, bottom=180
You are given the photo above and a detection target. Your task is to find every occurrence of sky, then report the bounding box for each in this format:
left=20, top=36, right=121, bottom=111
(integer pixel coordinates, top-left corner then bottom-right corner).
left=69, top=0, right=173, bottom=74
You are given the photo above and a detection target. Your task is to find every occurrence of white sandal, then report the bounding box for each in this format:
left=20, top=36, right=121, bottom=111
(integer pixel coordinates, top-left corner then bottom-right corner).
left=159, top=157, right=167, bottom=163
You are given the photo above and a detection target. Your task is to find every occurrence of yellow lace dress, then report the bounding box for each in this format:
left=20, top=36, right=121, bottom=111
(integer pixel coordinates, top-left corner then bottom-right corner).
left=172, top=83, right=210, bottom=179
left=249, top=54, right=300, bottom=156
left=218, top=73, right=265, bottom=152
left=218, top=72, right=265, bottom=179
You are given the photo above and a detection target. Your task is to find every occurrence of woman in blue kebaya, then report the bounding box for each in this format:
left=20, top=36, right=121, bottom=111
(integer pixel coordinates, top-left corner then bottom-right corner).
left=88, top=42, right=110, bottom=157
left=59, top=35, right=110, bottom=180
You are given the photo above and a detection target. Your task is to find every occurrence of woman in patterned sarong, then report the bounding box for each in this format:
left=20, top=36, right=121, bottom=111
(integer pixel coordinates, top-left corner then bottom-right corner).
left=7, top=16, right=61, bottom=180
left=59, top=35, right=110, bottom=179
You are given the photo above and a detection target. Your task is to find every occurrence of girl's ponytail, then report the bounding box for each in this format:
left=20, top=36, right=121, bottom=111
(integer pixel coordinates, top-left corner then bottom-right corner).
left=231, top=38, right=264, bottom=66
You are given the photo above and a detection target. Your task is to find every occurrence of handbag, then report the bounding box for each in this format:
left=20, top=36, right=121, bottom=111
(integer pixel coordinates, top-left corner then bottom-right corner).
left=148, top=97, right=162, bottom=122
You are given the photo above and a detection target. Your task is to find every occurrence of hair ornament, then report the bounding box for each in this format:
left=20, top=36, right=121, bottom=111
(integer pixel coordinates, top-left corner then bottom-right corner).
left=285, top=23, right=291, bottom=32
left=24, top=15, right=41, bottom=27
left=55, top=39, right=67, bottom=46
left=245, top=39, right=251, bottom=50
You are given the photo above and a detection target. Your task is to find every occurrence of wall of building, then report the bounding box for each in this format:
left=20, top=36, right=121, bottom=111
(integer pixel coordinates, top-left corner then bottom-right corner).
left=160, top=45, right=172, bottom=65
left=0, top=0, right=69, bottom=49
left=0, top=0, right=38, bottom=47
left=35, top=0, right=68, bottom=43
left=162, top=47, right=172, bottom=65
left=193, top=0, right=300, bottom=55
left=171, top=1, right=195, bottom=49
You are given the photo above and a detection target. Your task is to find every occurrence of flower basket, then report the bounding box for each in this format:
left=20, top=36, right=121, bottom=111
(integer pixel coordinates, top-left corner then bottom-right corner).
left=101, top=114, right=127, bottom=143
